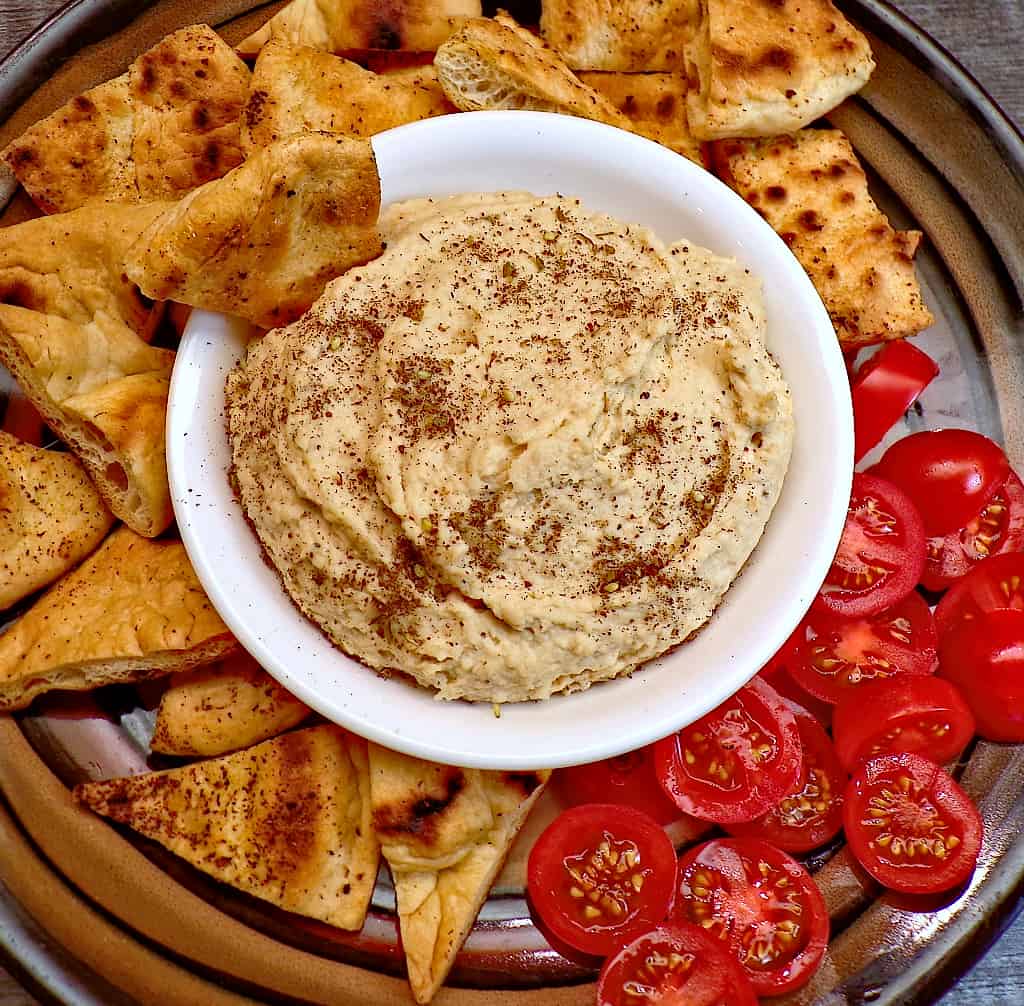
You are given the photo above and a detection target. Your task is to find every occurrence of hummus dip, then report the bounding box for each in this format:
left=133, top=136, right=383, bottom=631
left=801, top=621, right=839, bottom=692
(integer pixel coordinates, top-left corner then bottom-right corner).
left=226, top=193, right=794, bottom=703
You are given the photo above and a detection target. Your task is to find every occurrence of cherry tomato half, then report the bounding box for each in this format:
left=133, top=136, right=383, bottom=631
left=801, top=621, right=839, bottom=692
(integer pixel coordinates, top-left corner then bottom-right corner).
left=673, top=838, right=829, bottom=995
left=527, top=804, right=677, bottom=957
left=934, top=551, right=1024, bottom=641
left=654, top=678, right=802, bottom=824
left=843, top=752, right=982, bottom=894
left=597, top=923, right=757, bottom=1006
left=816, top=473, right=926, bottom=618
left=832, top=675, right=975, bottom=772
left=789, top=591, right=938, bottom=705
left=727, top=701, right=846, bottom=853
left=872, top=429, right=1010, bottom=537
left=758, top=629, right=833, bottom=726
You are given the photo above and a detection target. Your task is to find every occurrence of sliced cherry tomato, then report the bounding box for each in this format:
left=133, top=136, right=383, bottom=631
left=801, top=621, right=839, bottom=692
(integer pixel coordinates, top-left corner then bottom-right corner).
left=789, top=591, right=937, bottom=704
left=559, top=744, right=686, bottom=826
left=597, top=923, right=757, bottom=1006
left=934, top=551, right=1024, bottom=641
left=939, top=608, right=1024, bottom=742
left=872, top=429, right=1010, bottom=537
left=654, top=678, right=802, bottom=824
left=832, top=675, right=975, bottom=772
left=672, top=838, right=829, bottom=995
left=843, top=752, right=982, bottom=894
left=527, top=803, right=677, bottom=957
left=851, top=341, right=938, bottom=462
left=815, top=473, right=926, bottom=618
left=922, top=470, right=1024, bottom=592
left=727, top=701, right=846, bottom=852
left=758, top=629, right=832, bottom=726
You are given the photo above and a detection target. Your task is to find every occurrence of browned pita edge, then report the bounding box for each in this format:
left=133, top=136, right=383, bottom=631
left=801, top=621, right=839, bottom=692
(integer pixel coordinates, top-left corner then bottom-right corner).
left=434, top=15, right=629, bottom=128
left=151, top=650, right=311, bottom=757
left=124, top=132, right=383, bottom=329
left=75, top=725, right=380, bottom=930
left=368, top=744, right=550, bottom=1004
left=711, top=129, right=933, bottom=346
left=237, top=0, right=482, bottom=57
left=685, top=0, right=875, bottom=140
left=577, top=71, right=702, bottom=163
left=242, top=41, right=453, bottom=154
left=541, top=0, right=700, bottom=71
left=0, top=431, right=115, bottom=611
left=0, top=526, right=237, bottom=712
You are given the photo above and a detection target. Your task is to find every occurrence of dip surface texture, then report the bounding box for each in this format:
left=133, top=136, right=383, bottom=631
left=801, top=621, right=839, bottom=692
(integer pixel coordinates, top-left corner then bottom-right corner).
left=226, top=193, right=794, bottom=702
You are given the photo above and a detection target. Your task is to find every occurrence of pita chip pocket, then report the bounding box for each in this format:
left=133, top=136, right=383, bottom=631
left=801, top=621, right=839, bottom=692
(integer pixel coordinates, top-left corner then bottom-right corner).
left=125, top=132, right=382, bottom=328
left=541, top=0, right=700, bottom=71
left=435, top=15, right=628, bottom=128
left=0, top=526, right=237, bottom=712
left=369, top=744, right=549, bottom=1003
left=237, top=0, right=481, bottom=57
left=242, top=41, right=452, bottom=153
left=578, top=71, right=702, bottom=163
left=76, top=725, right=379, bottom=930
left=151, top=651, right=311, bottom=757
left=0, top=432, right=115, bottom=611
left=685, top=0, right=874, bottom=140
left=712, top=129, right=933, bottom=346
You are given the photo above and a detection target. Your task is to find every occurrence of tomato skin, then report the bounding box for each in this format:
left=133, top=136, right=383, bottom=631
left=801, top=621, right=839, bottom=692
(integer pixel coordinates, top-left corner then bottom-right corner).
left=832, top=675, right=975, bottom=772
left=758, top=629, right=833, bottom=726
left=597, top=923, right=757, bottom=1006
left=843, top=753, right=982, bottom=894
left=527, top=804, right=677, bottom=958
left=934, top=551, right=1024, bottom=641
left=672, top=838, right=829, bottom=995
left=654, top=678, right=802, bottom=824
left=872, top=429, right=1010, bottom=537
left=816, top=473, right=926, bottom=619
left=851, top=341, right=938, bottom=463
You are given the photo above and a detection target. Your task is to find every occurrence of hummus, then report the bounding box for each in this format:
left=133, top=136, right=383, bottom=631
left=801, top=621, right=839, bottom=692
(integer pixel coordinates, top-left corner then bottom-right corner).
left=226, top=193, right=794, bottom=702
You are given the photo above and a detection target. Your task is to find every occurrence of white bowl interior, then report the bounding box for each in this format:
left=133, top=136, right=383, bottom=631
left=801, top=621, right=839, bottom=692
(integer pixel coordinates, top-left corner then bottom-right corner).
left=168, top=111, right=852, bottom=770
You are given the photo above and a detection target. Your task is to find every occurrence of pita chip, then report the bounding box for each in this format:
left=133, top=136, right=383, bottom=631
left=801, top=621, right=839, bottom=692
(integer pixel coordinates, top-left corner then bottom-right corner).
left=435, top=15, right=629, bottom=128
left=237, top=0, right=481, bottom=57
left=0, top=432, right=114, bottom=611
left=151, top=651, right=311, bottom=757
left=242, top=42, right=452, bottom=153
left=578, top=71, right=702, bottom=162
left=685, top=0, right=875, bottom=139
left=541, top=0, right=700, bottom=71
left=125, top=132, right=382, bottom=328
left=76, top=725, right=379, bottom=929
left=712, top=128, right=933, bottom=345
left=0, top=526, right=236, bottom=711
left=369, top=743, right=549, bottom=1003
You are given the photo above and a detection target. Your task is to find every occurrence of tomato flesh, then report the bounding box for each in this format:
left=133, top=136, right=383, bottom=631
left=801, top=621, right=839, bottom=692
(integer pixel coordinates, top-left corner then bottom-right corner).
left=596, top=923, right=757, bottom=1006
left=832, top=675, right=975, bottom=772
left=527, top=804, right=677, bottom=957
left=843, top=752, right=982, bottom=894
left=672, top=838, right=828, bottom=995
left=654, top=678, right=802, bottom=824
left=816, top=473, right=926, bottom=618
left=934, top=551, right=1024, bottom=641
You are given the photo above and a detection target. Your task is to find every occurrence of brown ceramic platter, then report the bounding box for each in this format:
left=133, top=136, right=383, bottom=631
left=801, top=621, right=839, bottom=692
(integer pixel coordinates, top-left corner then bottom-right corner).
left=3, top=0, right=1024, bottom=1002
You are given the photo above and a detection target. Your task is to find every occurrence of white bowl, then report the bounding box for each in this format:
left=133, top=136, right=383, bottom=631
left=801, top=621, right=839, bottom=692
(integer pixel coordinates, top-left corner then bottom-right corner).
left=167, top=111, right=852, bottom=770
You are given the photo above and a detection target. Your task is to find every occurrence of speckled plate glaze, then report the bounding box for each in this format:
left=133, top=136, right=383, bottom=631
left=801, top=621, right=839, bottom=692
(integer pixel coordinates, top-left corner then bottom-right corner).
left=2, top=0, right=1024, bottom=1003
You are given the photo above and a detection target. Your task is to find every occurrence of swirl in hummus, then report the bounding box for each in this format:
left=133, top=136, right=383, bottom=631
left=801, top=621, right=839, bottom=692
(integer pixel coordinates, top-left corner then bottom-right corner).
left=226, top=193, right=794, bottom=702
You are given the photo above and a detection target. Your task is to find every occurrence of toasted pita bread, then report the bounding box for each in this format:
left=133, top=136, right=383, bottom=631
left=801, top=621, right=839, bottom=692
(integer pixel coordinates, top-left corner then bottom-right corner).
left=242, top=42, right=452, bottom=153
left=684, top=0, right=874, bottom=139
left=151, top=652, right=311, bottom=757
left=0, top=527, right=236, bottom=711
left=541, top=0, right=700, bottom=71
left=435, top=15, right=628, bottom=128
left=125, top=132, right=382, bottom=329
left=577, top=71, right=701, bottom=162
left=711, top=129, right=933, bottom=345
left=369, top=744, right=549, bottom=1003
left=0, top=432, right=114, bottom=611
left=76, top=725, right=379, bottom=929
left=238, top=0, right=481, bottom=57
